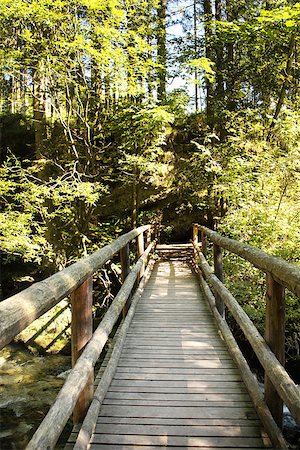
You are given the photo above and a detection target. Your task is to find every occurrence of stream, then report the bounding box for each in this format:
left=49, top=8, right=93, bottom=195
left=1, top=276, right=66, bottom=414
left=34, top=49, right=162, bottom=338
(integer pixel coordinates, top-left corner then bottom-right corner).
left=0, top=343, right=71, bottom=449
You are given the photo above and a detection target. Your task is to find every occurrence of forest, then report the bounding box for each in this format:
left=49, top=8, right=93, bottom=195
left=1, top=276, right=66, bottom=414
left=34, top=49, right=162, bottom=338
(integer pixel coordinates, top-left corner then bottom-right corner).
left=0, top=0, right=300, bottom=390
left=1, top=0, right=299, bottom=352
left=0, top=0, right=300, bottom=447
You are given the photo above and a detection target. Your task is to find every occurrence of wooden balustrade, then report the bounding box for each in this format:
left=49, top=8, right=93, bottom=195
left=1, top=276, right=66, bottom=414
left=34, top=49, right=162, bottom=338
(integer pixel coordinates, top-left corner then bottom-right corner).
left=192, top=224, right=300, bottom=433
left=0, top=225, right=154, bottom=449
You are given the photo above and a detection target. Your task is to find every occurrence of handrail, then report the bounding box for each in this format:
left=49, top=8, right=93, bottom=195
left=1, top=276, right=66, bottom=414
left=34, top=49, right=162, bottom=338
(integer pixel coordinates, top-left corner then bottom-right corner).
left=199, top=225, right=300, bottom=298
left=194, top=247, right=300, bottom=425
left=195, top=261, right=286, bottom=449
left=0, top=225, right=150, bottom=349
left=26, top=241, right=154, bottom=450
left=192, top=224, right=300, bottom=438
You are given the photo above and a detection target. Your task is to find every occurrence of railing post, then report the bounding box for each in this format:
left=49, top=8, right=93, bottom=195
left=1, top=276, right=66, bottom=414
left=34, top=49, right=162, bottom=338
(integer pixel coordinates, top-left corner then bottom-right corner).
left=120, top=243, right=130, bottom=317
left=201, top=230, right=207, bottom=259
left=137, top=231, right=145, bottom=279
left=120, top=243, right=130, bottom=282
left=71, top=277, right=94, bottom=424
left=213, top=243, right=224, bottom=317
left=264, top=273, right=285, bottom=428
left=192, top=224, right=199, bottom=245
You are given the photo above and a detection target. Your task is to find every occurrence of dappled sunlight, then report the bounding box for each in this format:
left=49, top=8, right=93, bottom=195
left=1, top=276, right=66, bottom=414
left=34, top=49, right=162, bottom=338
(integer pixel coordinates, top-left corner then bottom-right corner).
left=91, top=251, right=263, bottom=448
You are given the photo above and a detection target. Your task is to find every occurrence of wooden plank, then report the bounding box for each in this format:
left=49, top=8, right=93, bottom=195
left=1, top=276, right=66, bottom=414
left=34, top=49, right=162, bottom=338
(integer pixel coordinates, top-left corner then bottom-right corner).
left=98, top=405, right=258, bottom=419
left=117, top=360, right=237, bottom=369
left=120, top=353, right=232, bottom=360
left=105, top=392, right=251, bottom=402
left=123, top=339, right=228, bottom=345
left=122, top=344, right=227, bottom=351
left=103, top=399, right=253, bottom=407
left=112, top=373, right=242, bottom=381
left=111, top=373, right=243, bottom=389
left=115, top=368, right=240, bottom=375
left=89, top=445, right=267, bottom=450
left=121, top=347, right=230, bottom=353
left=96, top=417, right=261, bottom=427
left=93, top=423, right=261, bottom=437
left=90, top=434, right=264, bottom=447
left=108, top=386, right=248, bottom=393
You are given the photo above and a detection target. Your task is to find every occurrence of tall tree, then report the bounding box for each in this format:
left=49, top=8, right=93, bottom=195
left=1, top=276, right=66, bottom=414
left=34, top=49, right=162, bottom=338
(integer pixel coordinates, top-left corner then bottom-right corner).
left=203, top=0, right=214, bottom=126
left=157, top=0, right=167, bottom=102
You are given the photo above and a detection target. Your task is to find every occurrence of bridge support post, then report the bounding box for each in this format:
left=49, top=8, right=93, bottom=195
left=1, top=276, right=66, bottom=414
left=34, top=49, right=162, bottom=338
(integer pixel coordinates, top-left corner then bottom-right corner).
left=213, top=243, right=224, bottom=317
left=71, top=277, right=94, bottom=424
left=264, top=273, right=285, bottom=428
left=120, top=243, right=130, bottom=317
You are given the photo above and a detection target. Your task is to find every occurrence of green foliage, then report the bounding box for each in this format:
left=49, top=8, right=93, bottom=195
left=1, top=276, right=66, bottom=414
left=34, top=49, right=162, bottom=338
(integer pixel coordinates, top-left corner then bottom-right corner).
left=218, top=110, right=300, bottom=262
left=0, top=155, right=108, bottom=268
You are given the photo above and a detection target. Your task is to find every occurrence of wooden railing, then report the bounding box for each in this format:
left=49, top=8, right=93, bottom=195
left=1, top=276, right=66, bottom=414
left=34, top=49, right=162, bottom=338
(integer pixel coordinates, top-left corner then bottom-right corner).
left=192, top=224, right=300, bottom=449
left=0, top=225, right=154, bottom=450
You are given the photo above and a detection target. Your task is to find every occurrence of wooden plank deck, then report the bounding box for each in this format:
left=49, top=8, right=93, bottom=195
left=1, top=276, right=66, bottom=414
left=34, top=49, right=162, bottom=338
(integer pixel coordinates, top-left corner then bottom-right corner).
left=71, top=248, right=270, bottom=449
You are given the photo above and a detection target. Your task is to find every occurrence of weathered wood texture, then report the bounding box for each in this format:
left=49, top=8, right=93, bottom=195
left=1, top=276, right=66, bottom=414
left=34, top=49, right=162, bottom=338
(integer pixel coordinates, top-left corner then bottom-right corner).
left=195, top=247, right=300, bottom=428
left=73, top=253, right=269, bottom=450
left=264, top=274, right=285, bottom=428
left=195, top=265, right=286, bottom=449
left=213, top=243, right=224, bottom=317
left=71, top=277, right=94, bottom=424
left=73, top=259, right=156, bottom=450
left=0, top=225, right=150, bottom=350
left=199, top=225, right=300, bottom=298
left=26, top=242, right=154, bottom=450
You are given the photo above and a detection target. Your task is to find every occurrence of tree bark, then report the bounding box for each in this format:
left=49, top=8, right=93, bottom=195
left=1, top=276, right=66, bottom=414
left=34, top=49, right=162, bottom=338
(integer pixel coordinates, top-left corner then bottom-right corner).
left=203, top=0, right=214, bottom=127
left=33, top=63, right=46, bottom=158
left=193, top=0, right=199, bottom=111
left=215, top=0, right=225, bottom=140
left=225, top=0, right=236, bottom=112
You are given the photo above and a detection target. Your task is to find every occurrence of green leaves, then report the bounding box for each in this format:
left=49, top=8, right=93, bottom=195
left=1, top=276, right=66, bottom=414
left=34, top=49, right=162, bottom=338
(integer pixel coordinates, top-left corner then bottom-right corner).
left=188, top=57, right=215, bottom=83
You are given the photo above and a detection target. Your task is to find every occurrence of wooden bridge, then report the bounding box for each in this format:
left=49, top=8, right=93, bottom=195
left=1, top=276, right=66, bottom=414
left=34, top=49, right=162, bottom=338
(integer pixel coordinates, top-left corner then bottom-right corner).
left=1, top=225, right=300, bottom=449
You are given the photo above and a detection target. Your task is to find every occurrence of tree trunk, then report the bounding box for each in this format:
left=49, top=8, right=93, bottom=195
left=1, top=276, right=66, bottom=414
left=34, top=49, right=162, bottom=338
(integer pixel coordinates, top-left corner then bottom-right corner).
left=11, top=74, right=22, bottom=114
left=225, top=0, right=237, bottom=112
left=215, top=0, right=225, bottom=140
left=157, top=0, right=167, bottom=103
left=193, top=0, right=199, bottom=111
left=33, top=63, right=46, bottom=158
left=203, top=0, right=214, bottom=127
left=267, top=33, right=296, bottom=140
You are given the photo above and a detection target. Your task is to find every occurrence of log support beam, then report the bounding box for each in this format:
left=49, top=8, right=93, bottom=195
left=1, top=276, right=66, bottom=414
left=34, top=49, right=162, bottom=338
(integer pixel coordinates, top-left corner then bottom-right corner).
left=137, top=231, right=145, bottom=280
left=264, top=273, right=285, bottom=428
left=71, top=277, right=94, bottom=424
left=120, top=243, right=130, bottom=318
left=213, top=243, right=224, bottom=317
